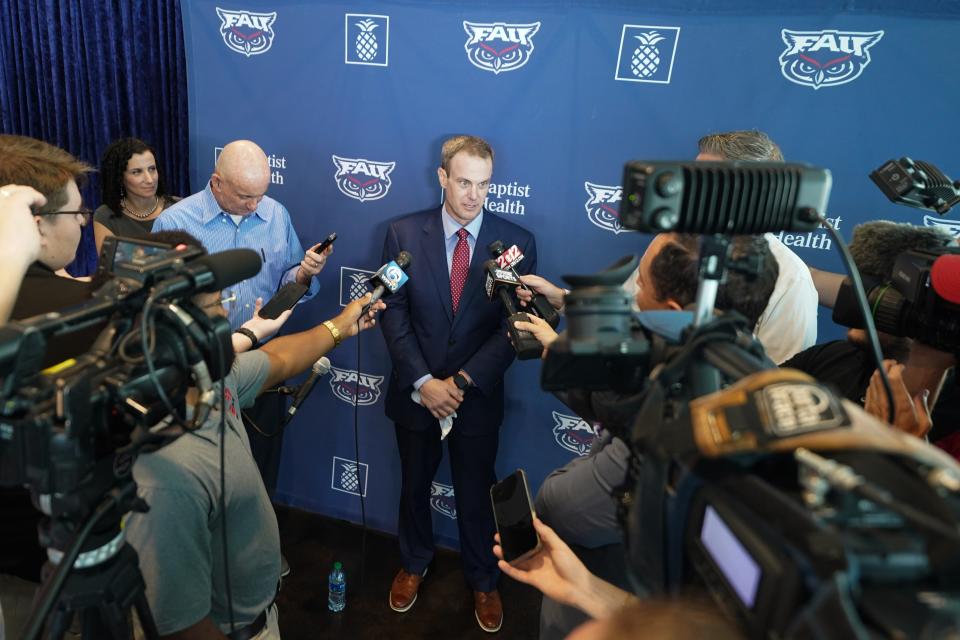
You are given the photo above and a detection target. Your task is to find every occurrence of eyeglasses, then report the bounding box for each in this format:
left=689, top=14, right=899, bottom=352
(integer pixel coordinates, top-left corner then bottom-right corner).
left=40, top=208, right=93, bottom=226
left=200, top=290, right=237, bottom=310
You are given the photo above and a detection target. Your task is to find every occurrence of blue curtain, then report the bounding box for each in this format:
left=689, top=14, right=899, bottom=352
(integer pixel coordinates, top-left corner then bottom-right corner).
left=0, top=0, right=189, bottom=275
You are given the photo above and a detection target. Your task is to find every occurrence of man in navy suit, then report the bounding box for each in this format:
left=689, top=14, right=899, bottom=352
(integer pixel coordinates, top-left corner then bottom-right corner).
left=380, top=135, right=537, bottom=633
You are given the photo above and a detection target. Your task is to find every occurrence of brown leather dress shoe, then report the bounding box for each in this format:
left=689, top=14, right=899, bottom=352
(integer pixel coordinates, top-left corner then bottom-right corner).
left=389, top=567, right=427, bottom=612
left=474, top=590, right=503, bottom=633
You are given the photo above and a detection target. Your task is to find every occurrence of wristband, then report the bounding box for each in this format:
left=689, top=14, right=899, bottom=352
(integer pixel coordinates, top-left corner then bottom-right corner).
left=322, top=320, right=342, bottom=346
left=234, top=327, right=259, bottom=349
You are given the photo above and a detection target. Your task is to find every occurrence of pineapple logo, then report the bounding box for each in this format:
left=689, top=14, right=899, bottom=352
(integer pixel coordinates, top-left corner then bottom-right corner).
left=331, top=456, right=369, bottom=496
left=339, top=267, right=376, bottom=306
left=345, top=14, right=389, bottom=66
left=348, top=273, right=370, bottom=301
left=340, top=463, right=360, bottom=492
left=615, top=25, right=680, bottom=84
left=355, top=20, right=379, bottom=61
left=630, top=32, right=666, bottom=78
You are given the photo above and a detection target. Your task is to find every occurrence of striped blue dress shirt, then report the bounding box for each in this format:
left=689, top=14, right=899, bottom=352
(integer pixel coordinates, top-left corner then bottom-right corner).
left=153, top=183, right=319, bottom=331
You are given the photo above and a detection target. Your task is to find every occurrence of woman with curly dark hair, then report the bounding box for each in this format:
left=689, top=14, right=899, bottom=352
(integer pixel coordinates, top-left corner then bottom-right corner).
left=93, top=137, right=179, bottom=253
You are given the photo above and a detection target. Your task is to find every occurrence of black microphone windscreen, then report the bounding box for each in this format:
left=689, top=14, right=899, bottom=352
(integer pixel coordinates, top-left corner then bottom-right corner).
left=196, top=249, right=262, bottom=291
left=396, top=251, right=413, bottom=269
left=488, top=240, right=506, bottom=256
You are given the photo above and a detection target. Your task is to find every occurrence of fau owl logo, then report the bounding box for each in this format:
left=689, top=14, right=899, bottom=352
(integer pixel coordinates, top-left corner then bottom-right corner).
left=584, top=181, right=632, bottom=235
left=924, top=215, right=960, bottom=240
left=332, top=155, right=395, bottom=202
left=552, top=411, right=597, bottom=456
left=779, top=29, right=884, bottom=89
left=463, top=21, right=541, bottom=74
left=329, top=366, right=384, bottom=406
left=216, top=8, right=277, bottom=57
left=430, top=482, right=457, bottom=520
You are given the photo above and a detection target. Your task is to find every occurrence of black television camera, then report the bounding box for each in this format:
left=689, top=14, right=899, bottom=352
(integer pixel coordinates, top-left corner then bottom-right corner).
left=538, top=161, right=960, bottom=638
left=0, top=236, right=260, bottom=639
left=832, top=246, right=960, bottom=354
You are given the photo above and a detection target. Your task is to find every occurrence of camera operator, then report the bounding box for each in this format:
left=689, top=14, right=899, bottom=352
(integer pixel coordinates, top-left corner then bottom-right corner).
left=514, top=233, right=778, bottom=640
left=0, top=184, right=46, bottom=324
left=0, top=135, right=97, bottom=365
left=782, top=221, right=956, bottom=432
left=121, top=232, right=384, bottom=639
left=0, top=136, right=98, bottom=636
left=0, top=184, right=46, bottom=637
left=694, top=131, right=818, bottom=364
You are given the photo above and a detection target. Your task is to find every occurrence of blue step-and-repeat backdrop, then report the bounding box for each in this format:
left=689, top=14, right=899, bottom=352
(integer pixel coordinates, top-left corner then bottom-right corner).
left=180, top=0, right=960, bottom=549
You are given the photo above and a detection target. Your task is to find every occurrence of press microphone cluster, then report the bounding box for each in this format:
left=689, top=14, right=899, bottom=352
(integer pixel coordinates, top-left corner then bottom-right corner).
left=283, top=356, right=332, bottom=425
left=483, top=260, right=544, bottom=360
left=488, top=240, right=560, bottom=328
left=362, top=251, right=412, bottom=313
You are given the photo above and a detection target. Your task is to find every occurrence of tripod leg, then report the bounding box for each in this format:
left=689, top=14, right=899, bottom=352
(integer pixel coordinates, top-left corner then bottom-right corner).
left=45, top=607, right=73, bottom=640
left=95, top=599, right=135, bottom=640
left=132, top=589, right=161, bottom=640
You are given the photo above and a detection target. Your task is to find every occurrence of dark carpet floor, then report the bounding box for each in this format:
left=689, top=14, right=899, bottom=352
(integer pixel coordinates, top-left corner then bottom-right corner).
left=274, top=505, right=542, bottom=639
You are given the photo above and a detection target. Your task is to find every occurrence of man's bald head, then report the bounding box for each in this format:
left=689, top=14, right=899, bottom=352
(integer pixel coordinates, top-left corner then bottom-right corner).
left=210, top=140, right=271, bottom=216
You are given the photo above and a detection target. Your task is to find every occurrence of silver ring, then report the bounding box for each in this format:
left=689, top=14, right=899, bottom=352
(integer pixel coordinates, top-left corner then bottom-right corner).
left=0, top=189, right=11, bottom=197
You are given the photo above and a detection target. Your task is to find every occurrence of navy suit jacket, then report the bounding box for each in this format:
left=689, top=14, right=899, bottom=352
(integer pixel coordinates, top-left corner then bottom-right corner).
left=379, top=207, right=537, bottom=435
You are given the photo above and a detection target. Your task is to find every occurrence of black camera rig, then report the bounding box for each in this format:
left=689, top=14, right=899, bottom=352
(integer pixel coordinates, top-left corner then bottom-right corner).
left=0, top=236, right=260, bottom=639
left=539, top=161, right=960, bottom=637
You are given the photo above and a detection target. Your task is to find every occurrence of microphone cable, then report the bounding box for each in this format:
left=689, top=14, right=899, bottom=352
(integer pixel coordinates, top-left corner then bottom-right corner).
left=353, top=315, right=369, bottom=589
left=216, top=330, right=237, bottom=634
left=818, top=215, right=895, bottom=421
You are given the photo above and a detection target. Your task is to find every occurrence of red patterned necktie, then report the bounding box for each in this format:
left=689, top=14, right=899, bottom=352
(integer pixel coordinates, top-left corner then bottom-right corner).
left=450, top=228, right=470, bottom=313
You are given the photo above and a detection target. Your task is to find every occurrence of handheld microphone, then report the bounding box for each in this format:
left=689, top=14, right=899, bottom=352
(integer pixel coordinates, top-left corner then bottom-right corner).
left=284, top=356, right=332, bottom=425
left=483, top=260, right=544, bottom=360
left=363, top=251, right=412, bottom=313
left=488, top=240, right=560, bottom=328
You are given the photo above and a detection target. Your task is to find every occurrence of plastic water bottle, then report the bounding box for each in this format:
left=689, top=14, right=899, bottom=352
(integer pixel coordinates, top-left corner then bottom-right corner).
left=328, top=561, right=346, bottom=612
